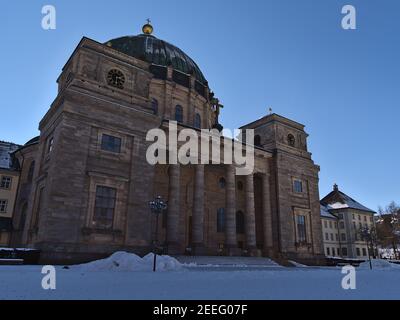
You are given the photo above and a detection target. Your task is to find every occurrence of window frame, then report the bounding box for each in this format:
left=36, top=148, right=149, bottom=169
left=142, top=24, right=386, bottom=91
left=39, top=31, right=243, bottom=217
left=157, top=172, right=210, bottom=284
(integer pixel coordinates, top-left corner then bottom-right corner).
left=236, top=211, right=245, bottom=234
left=101, top=133, right=122, bottom=154
left=151, top=98, right=158, bottom=115
left=217, top=208, right=225, bottom=233
left=287, top=134, right=296, bottom=147
left=293, top=180, right=303, bottom=193
left=174, top=105, right=184, bottom=123
left=0, top=176, right=12, bottom=189
left=0, top=199, right=8, bottom=213
left=92, top=185, right=117, bottom=230
left=194, top=113, right=201, bottom=129
left=296, top=215, right=307, bottom=243
left=47, top=137, right=54, bottom=154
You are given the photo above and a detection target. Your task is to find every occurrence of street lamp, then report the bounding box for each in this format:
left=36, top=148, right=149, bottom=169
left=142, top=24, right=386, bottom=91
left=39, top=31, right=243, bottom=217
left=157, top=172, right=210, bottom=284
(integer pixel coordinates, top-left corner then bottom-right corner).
left=149, top=196, right=168, bottom=272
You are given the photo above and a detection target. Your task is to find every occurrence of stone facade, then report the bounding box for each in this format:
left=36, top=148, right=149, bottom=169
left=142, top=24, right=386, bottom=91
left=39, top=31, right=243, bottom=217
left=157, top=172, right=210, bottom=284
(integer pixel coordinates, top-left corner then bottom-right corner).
left=11, top=29, right=325, bottom=264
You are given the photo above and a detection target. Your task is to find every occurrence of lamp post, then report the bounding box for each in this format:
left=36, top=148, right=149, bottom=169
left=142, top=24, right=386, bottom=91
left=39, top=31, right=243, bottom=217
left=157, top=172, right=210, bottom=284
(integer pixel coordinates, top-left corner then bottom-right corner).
left=149, top=196, right=168, bottom=272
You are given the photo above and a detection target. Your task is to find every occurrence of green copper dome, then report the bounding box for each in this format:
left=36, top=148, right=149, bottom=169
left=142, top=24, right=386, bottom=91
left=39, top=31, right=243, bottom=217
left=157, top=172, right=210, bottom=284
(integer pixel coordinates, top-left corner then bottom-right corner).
left=105, top=34, right=208, bottom=87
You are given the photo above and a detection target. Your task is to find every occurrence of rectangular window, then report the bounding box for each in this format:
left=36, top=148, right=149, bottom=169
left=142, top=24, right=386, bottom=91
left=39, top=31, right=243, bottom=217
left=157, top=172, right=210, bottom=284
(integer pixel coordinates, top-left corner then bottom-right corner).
left=335, top=233, right=339, bottom=241
left=93, top=186, right=117, bottom=229
left=217, top=208, right=225, bottom=233
left=101, top=134, right=121, bottom=153
left=329, top=221, right=333, bottom=229
left=362, top=248, right=367, bottom=256
left=356, top=248, right=360, bottom=256
left=358, top=215, right=361, bottom=221
left=339, top=221, right=345, bottom=229
left=325, top=232, right=329, bottom=241
left=352, top=214, right=355, bottom=220
left=332, top=248, right=336, bottom=256
left=334, top=222, right=338, bottom=229
left=330, top=233, right=334, bottom=241
left=296, top=215, right=306, bottom=242
left=0, top=176, right=12, bottom=189
left=47, top=137, right=54, bottom=154
left=363, top=216, right=367, bottom=222
left=326, top=247, right=330, bottom=256
left=342, top=247, right=348, bottom=256
left=324, top=220, right=327, bottom=228
left=293, top=180, right=303, bottom=193
left=341, top=233, right=346, bottom=241
left=370, top=216, right=373, bottom=222
left=337, top=213, right=343, bottom=219
left=0, top=200, right=7, bottom=213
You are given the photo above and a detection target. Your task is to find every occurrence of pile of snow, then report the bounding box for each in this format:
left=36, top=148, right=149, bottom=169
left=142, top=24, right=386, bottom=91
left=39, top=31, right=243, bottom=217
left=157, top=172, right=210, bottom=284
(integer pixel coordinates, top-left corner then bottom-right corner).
left=76, top=251, right=184, bottom=272
left=359, top=259, right=400, bottom=270
left=289, top=260, right=308, bottom=267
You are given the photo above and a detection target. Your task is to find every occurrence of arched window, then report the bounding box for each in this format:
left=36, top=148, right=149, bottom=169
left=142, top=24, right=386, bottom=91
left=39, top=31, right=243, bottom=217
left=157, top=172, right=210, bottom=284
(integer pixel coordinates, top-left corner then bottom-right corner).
left=151, top=98, right=158, bottom=115
left=254, top=135, right=261, bottom=147
left=287, top=134, right=295, bottom=147
left=217, top=208, right=225, bottom=232
left=27, top=161, right=35, bottom=182
left=194, top=113, right=201, bottom=129
left=236, top=211, right=245, bottom=234
left=175, top=105, right=183, bottom=123
left=218, top=177, right=226, bottom=189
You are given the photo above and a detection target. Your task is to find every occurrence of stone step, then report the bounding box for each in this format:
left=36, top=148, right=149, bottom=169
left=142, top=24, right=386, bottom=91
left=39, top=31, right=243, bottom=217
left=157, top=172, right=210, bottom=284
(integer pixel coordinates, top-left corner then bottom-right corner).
left=174, top=255, right=281, bottom=266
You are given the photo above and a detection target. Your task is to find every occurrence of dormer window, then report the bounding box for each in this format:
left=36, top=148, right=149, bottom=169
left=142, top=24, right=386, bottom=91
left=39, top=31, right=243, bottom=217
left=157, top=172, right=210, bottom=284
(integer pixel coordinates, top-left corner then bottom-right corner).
left=287, top=134, right=295, bottom=147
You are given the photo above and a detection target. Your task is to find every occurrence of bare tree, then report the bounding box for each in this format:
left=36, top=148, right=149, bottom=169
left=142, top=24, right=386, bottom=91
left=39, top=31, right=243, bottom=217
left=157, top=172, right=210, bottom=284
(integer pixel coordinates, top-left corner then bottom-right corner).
left=376, top=201, right=400, bottom=259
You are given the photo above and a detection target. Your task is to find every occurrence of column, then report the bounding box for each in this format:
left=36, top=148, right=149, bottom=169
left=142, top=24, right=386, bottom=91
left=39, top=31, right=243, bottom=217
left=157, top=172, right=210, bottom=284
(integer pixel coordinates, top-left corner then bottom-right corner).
left=192, top=164, right=205, bottom=252
left=225, top=165, right=237, bottom=252
left=167, top=164, right=180, bottom=252
left=245, top=173, right=257, bottom=251
left=262, top=173, right=273, bottom=255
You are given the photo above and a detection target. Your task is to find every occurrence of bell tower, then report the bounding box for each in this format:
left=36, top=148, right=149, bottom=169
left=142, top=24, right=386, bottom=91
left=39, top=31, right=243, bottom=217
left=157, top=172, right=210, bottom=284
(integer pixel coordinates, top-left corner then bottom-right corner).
left=241, top=113, right=324, bottom=263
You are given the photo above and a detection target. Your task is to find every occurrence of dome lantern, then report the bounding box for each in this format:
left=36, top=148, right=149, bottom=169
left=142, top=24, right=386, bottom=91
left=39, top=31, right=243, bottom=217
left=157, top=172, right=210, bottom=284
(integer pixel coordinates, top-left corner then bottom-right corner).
left=142, top=19, right=153, bottom=35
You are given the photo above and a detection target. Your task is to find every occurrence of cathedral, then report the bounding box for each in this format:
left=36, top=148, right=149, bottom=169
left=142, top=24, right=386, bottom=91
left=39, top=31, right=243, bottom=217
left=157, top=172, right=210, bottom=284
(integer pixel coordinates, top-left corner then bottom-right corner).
left=10, top=22, right=324, bottom=264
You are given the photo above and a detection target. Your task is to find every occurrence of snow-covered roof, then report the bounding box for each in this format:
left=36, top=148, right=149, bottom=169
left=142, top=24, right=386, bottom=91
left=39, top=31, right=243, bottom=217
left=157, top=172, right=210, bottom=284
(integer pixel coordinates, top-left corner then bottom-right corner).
left=0, top=141, right=20, bottom=170
left=321, top=185, right=375, bottom=214
left=320, top=205, right=337, bottom=219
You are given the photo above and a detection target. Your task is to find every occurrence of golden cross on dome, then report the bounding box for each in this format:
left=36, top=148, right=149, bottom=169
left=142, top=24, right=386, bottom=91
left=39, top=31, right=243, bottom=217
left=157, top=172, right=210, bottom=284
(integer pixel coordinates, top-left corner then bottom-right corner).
left=142, top=19, right=154, bottom=35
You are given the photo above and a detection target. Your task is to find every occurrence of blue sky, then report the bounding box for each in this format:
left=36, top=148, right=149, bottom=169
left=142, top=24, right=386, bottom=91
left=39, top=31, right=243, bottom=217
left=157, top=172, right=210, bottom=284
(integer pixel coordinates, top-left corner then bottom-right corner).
left=0, top=0, right=399, bottom=211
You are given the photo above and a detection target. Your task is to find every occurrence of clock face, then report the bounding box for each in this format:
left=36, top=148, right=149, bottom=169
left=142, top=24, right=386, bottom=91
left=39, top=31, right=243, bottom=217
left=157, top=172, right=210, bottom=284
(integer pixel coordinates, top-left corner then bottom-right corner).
left=107, top=69, right=125, bottom=89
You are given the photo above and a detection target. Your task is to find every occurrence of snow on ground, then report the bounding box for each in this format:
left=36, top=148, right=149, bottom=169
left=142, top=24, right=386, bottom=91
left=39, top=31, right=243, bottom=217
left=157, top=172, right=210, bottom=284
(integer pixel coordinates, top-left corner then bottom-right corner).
left=75, top=252, right=183, bottom=272
left=1, top=257, right=400, bottom=300
left=359, top=259, right=400, bottom=270
left=288, top=260, right=308, bottom=267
